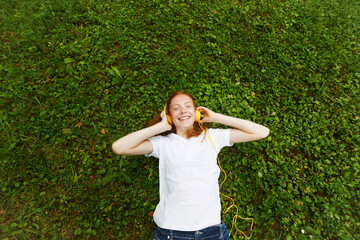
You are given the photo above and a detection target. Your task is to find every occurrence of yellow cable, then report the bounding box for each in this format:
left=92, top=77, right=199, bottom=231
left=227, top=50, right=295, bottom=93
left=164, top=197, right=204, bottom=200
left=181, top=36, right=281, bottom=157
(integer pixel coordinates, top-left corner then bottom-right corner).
left=199, top=123, right=254, bottom=239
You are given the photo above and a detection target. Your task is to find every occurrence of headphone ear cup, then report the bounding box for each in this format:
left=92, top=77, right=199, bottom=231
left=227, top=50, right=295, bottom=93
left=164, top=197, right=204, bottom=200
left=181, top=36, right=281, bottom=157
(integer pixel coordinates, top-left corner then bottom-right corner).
left=164, top=104, right=172, bottom=124
left=167, top=115, right=172, bottom=124
left=195, top=110, right=201, bottom=122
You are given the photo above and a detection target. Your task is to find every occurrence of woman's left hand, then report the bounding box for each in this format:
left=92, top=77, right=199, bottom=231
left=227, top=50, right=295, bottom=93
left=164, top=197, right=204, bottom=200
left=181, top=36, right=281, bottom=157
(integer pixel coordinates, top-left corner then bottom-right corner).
left=197, top=106, right=217, bottom=124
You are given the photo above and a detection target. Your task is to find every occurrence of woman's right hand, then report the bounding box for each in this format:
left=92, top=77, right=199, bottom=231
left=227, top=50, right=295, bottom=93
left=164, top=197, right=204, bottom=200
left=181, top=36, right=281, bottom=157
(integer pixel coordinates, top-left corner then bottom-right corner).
left=160, top=110, right=172, bottom=131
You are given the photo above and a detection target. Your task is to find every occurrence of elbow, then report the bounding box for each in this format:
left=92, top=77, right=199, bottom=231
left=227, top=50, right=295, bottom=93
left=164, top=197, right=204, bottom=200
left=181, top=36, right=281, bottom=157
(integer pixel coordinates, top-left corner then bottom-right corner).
left=112, top=142, right=124, bottom=155
left=260, top=127, right=270, bottom=139
left=264, top=127, right=270, bottom=138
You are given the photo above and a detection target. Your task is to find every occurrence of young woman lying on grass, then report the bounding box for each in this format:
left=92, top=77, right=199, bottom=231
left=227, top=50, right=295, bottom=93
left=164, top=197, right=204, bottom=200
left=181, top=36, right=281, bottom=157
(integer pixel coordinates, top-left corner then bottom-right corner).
left=112, top=91, right=270, bottom=240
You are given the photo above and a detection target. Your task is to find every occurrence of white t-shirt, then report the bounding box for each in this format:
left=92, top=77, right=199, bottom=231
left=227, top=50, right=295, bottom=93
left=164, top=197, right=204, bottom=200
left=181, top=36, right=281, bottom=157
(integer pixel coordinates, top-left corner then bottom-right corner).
left=145, top=128, right=233, bottom=231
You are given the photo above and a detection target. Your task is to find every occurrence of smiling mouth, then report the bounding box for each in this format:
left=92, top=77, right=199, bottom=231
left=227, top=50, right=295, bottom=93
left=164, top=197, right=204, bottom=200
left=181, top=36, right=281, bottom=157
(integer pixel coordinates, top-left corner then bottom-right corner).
left=178, top=116, right=191, bottom=121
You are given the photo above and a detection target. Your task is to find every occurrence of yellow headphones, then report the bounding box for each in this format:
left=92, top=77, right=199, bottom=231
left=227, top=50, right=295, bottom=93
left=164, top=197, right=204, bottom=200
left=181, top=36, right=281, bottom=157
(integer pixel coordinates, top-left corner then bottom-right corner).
left=164, top=104, right=201, bottom=124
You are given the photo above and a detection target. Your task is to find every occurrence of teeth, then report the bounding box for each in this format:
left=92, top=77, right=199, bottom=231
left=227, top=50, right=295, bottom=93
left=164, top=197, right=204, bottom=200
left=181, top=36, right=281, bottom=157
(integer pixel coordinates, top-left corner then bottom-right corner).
left=179, top=116, right=190, bottom=120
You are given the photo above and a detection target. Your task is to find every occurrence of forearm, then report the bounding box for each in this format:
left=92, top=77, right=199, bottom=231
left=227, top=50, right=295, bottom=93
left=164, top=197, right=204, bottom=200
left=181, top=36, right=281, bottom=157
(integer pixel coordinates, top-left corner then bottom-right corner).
left=112, top=121, right=168, bottom=153
left=212, top=113, right=270, bottom=137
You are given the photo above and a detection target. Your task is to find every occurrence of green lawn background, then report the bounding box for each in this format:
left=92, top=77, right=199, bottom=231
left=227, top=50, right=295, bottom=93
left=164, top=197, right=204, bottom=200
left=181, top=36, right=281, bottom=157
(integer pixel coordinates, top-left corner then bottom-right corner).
left=1, top=0, right=359, bottom=239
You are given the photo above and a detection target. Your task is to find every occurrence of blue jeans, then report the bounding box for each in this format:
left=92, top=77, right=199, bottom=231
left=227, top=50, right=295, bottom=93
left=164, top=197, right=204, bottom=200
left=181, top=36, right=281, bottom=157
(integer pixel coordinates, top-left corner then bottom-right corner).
left=153, top=222, right=230, bottom=240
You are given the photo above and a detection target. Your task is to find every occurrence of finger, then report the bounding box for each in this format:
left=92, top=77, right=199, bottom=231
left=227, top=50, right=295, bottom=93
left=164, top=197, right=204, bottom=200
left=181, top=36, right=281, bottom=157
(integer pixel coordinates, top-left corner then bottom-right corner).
left=197, top=108, right=207, bottom=115
left=199, top=116, right=208, bottom=124
left=161, top=110, right=167, bottom=119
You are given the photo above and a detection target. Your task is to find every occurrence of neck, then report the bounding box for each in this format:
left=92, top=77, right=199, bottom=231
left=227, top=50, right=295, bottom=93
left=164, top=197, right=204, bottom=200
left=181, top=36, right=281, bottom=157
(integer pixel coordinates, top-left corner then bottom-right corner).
left=176, top=127, right=191, bottom=139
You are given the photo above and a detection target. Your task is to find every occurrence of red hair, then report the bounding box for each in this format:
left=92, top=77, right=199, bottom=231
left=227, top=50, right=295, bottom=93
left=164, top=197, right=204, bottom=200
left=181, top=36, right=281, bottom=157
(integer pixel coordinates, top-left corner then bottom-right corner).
left=146, top=91, right=207, bottom=138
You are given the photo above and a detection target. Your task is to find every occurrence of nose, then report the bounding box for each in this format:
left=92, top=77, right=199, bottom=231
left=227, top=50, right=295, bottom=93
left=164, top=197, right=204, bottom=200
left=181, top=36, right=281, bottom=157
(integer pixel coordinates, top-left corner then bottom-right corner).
left=180, top=107, right=186, bottom=113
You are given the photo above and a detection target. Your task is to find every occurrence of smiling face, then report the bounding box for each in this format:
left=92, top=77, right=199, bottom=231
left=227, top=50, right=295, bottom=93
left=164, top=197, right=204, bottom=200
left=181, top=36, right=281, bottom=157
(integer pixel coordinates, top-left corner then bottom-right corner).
left=169, top=94, right=196, bottom=131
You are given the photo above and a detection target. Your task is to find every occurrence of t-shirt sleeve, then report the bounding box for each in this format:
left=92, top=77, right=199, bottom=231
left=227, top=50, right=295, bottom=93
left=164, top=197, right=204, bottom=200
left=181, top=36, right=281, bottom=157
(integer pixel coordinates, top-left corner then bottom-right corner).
left=207, top=128, right=233, bottom=151
left=144, top=136, right=162, bottom=158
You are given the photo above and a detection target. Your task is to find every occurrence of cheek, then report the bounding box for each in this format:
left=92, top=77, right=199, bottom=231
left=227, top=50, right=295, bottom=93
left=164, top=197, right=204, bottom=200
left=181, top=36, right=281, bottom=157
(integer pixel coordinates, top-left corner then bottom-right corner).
left=170, top=110, right=178, bottom=119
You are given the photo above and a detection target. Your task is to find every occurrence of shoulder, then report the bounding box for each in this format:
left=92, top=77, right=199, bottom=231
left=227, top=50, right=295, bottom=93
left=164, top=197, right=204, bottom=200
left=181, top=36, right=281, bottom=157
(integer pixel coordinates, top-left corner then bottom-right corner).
left=148, top=133, right=174, bottom=144
left=206, top=128, right=233, bottom=148
left=207, top=128, right=231, bottom=135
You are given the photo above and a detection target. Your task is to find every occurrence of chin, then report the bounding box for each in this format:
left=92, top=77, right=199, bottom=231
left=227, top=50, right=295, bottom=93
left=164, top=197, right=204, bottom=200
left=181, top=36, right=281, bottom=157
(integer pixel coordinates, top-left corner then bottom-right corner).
left=175, top=121, right=195, bottom=129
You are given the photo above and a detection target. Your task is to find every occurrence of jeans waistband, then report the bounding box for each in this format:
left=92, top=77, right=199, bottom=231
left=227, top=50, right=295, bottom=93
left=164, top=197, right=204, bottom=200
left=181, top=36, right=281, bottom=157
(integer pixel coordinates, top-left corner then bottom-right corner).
left=157, top=221, right=225, bottom=239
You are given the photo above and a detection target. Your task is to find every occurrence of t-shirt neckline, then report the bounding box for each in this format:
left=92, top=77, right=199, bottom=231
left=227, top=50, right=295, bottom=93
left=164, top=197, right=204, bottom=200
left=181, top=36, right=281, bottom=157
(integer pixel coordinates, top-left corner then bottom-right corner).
left=170, top=132, right=205, bottom=142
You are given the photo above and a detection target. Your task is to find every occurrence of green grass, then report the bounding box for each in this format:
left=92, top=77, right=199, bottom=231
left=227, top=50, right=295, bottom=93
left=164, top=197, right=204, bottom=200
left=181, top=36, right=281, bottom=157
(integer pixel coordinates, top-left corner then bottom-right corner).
left=1, top=0, right=359, bottom=239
